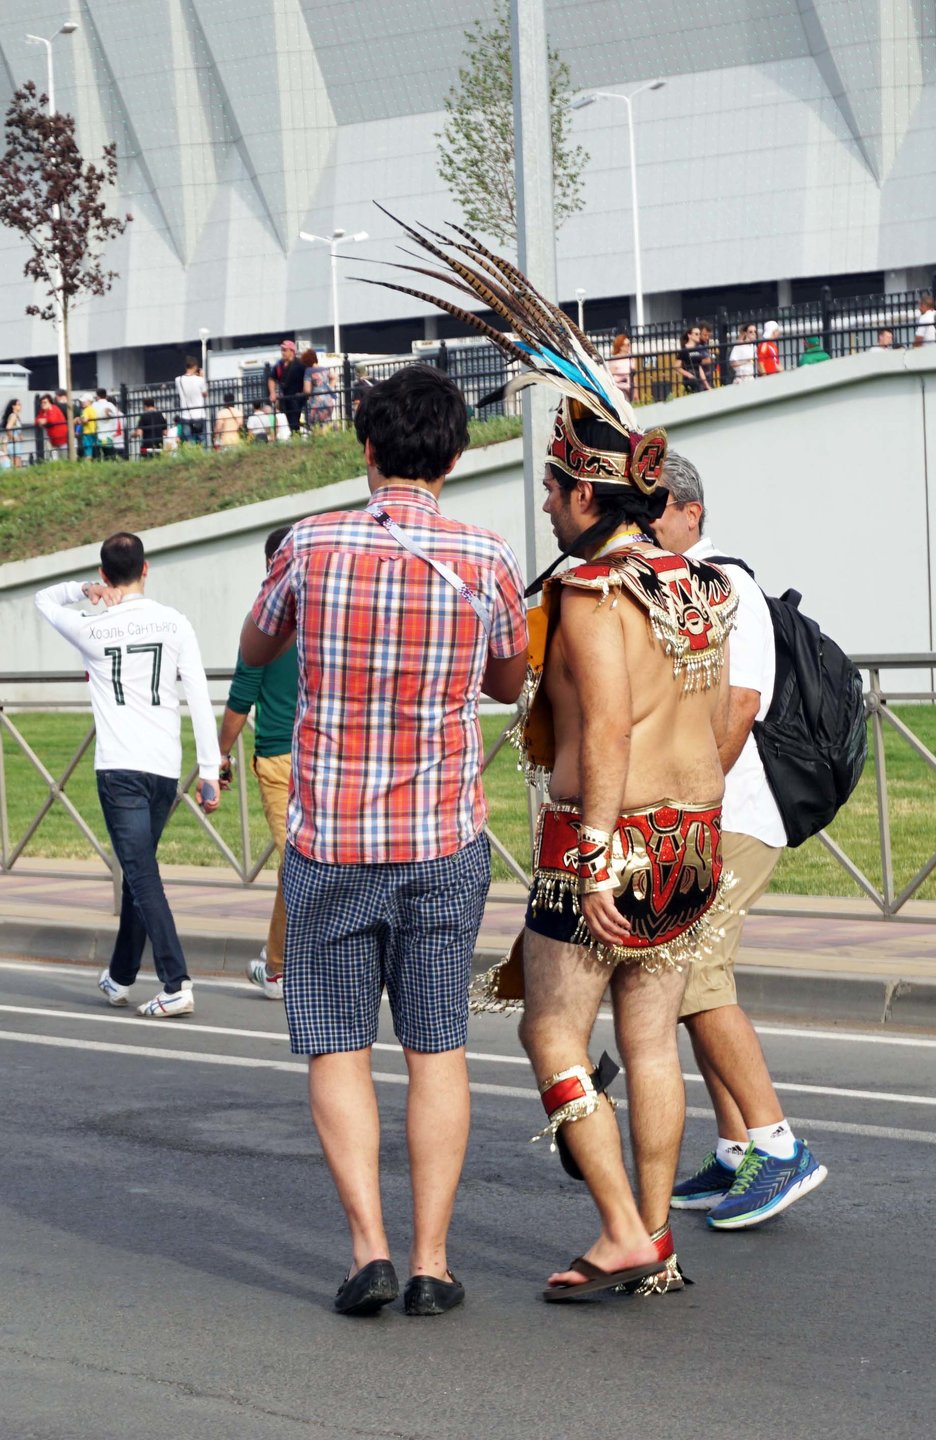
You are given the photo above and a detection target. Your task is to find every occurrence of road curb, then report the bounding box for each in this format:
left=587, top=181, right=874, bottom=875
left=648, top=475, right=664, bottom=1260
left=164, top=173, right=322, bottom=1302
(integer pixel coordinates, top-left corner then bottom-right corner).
left=5, top=919, right=934, bottom=1030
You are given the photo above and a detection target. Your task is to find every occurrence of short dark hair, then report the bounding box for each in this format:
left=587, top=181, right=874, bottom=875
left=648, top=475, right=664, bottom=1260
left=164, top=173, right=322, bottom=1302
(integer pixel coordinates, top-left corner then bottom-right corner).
left=264, top=525, right=291, bottom=563
left=96, top=387, right=107, bottom=399
left=185, top=355, right=198, bottom=369
left=142, top=397, right=155, bottom=408
left=354, top=364, right=469, bottom=482
left=100, top=532, right=145, bottom=586
left=222, top=391, right=236, bottom=406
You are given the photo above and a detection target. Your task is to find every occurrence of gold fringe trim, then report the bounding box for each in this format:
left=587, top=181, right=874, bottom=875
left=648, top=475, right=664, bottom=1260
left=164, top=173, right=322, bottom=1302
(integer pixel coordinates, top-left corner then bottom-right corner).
left=559, top=561, right=738, bottom=694
left=529, top=1061, right=617, bottom=1151
left=613, top=1225, right=692, bottom=1296
left=623, top=1251, right=689, bottom=1297
left=469, top=960, right=524, bottom=1015
left=468, top=872, right=736, bottom=1016
left=528, top=868, right=736, bottom=976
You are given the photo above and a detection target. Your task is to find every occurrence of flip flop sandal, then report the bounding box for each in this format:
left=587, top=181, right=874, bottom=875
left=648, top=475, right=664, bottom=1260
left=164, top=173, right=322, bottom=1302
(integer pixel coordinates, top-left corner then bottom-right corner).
left=542, top=1256, right=663, bottom=1303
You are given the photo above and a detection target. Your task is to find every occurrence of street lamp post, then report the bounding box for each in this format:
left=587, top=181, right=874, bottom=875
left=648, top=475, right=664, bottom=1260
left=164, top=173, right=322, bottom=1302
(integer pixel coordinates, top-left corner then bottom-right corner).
left=298, top=229, right=369, bottom=354
left=571, top=81, right=665, bottom=330
left=198, top=327, right=210, bottom=377
left=575, top=287, right=587, bottom=332
left=25, top=23, right=79, bottom=393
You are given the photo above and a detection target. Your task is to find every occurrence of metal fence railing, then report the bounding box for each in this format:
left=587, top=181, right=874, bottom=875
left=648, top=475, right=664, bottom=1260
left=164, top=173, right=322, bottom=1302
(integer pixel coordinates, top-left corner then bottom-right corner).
left=0, top=671, right=533, bottom=914
left=1, top=656, right=933, bottom=921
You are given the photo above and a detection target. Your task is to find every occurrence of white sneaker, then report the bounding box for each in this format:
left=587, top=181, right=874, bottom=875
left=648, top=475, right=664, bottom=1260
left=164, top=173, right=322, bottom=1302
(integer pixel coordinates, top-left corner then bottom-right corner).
left=137, top=980, right=194, bottom=1018
left=246, top=957, right=284, bottom=1000
left=98, top=968, right=130, bottom=1007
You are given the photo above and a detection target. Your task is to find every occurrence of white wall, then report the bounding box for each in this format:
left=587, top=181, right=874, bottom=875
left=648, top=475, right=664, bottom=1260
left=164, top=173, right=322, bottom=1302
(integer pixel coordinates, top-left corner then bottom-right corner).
left=3, top=350, right=934, bottom=704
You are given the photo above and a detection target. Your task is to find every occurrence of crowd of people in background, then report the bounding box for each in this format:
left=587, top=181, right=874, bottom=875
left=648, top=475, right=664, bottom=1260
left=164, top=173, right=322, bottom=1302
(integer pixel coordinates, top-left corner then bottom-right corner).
left=0, top=346, right=373, bottom=466
left=3, top=293, right=935, bottom=469
left=605, top=290, right=936, bottom=404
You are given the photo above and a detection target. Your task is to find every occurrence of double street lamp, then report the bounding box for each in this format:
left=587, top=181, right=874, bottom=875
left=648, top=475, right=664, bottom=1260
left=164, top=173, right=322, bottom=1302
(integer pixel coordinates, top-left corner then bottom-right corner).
left=298, top=228, right=369, bottom=355
left=571, top=80, right=666, bottom=330
left=25, top=21, right=79, bottom=391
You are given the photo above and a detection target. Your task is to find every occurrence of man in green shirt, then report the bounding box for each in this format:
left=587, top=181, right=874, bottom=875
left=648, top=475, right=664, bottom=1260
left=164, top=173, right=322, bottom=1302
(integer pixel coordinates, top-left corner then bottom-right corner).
left=219, top=526, right=298, bottom=998
left=798, top=336, right=830, bottom=366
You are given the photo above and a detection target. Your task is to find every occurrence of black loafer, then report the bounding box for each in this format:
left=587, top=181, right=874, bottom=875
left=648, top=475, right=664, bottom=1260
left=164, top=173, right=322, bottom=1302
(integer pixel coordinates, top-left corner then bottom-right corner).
left=334, top=1260, right=399, bottom=1316
left=403, top=1272, right=465, bottom=1316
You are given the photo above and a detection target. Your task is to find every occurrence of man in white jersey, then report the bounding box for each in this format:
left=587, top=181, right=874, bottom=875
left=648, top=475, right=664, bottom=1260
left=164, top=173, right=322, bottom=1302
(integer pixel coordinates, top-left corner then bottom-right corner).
left=651, top=455, right=827, bottom=1229
left=35, top=532, right=221, bottom=1018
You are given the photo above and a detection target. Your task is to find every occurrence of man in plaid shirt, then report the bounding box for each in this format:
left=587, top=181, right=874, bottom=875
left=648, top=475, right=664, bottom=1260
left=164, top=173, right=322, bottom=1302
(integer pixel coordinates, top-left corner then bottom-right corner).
left=241, top=365, right=527, bottom=1316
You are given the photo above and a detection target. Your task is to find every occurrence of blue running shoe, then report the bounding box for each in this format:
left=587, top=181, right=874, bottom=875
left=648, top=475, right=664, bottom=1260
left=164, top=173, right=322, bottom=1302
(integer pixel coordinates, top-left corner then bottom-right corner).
left=707, top=1140, right=828, bottom=1230
left=670, top=1150, right=739, bottom=1211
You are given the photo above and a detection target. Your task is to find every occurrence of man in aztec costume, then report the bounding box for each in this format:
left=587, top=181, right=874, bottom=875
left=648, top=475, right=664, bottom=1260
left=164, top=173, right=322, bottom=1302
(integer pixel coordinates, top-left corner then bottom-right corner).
left=363, top=212, right=738, bottom=1302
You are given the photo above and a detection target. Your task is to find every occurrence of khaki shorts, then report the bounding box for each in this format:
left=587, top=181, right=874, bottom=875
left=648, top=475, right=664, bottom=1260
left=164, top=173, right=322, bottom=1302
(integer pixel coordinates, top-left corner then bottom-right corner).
left=678, top=831, right=782, bottom=1019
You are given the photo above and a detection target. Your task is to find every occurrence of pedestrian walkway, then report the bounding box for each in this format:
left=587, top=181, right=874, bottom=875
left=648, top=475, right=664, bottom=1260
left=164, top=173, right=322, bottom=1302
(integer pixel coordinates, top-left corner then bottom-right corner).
left=1, top=857, right=933, bottom=1026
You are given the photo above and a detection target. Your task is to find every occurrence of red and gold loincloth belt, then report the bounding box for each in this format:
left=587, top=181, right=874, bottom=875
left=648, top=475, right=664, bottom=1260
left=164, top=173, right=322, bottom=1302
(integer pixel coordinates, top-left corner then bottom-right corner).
left=470, top=799, right=729, bottom=1013
left=530, top=799, right=724, bottom=961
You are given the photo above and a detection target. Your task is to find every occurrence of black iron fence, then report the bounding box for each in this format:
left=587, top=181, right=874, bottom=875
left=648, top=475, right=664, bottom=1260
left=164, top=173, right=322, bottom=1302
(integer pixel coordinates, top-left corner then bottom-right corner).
left=589, top=285, right=936, bottom=406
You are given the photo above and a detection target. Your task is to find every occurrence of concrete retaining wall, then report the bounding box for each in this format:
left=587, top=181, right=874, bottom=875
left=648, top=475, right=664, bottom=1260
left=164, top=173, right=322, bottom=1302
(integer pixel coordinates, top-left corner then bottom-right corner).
left=3, top=348, right=935, bottom=701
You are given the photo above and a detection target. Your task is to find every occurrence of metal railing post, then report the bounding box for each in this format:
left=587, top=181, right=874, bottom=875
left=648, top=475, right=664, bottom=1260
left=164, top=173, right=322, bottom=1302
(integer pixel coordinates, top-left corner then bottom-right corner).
left=234, top=729, right=253, bottom=875
left=867, top=666, right=896, bottom=913
left=0, top=713, right=9, bottom=868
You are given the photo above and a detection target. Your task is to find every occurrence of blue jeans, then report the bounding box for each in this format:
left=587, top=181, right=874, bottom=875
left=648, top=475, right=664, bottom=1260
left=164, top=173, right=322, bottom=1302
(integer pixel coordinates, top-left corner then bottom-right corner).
left=96, top=770, right=188, bottom=991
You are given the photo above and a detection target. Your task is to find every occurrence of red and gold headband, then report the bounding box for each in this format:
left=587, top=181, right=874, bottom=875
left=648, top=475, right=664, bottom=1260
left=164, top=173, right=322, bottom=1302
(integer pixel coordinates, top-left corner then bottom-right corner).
left=547, top=399, right=668, bottom=496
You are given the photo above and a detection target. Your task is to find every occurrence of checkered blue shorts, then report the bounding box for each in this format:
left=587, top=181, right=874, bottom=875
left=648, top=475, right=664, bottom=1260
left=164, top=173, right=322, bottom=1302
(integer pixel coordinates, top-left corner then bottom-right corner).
left=281, top=833, right=490, bottom=1055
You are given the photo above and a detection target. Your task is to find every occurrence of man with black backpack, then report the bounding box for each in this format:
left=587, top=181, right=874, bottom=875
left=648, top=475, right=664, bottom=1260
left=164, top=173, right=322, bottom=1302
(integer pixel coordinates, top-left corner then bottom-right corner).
left=652, top=454, right=828, bottom=1229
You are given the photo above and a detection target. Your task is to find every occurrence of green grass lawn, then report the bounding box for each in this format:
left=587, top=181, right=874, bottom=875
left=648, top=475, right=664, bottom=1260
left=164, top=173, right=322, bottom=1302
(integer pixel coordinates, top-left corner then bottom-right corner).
left=0, top=415, right=522, bottom=565
left=2, top=707, right=933, bottom=899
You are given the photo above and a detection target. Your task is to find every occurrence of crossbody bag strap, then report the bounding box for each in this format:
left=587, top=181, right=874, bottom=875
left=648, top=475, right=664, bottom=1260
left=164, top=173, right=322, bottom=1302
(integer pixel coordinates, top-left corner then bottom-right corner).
left=367, top=505, right=492, bottom=637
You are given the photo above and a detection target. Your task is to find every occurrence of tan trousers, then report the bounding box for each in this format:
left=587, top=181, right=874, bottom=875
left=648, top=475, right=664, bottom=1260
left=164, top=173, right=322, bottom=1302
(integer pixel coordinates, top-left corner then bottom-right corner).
left=679, top=830, right=782, bottom=1019
left=253, top=752, right=291, bottom=973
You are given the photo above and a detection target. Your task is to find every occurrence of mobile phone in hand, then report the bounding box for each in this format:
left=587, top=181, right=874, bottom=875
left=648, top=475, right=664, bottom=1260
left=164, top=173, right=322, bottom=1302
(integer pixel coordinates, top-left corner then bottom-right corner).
left=200, top=781, right=217, bottom=810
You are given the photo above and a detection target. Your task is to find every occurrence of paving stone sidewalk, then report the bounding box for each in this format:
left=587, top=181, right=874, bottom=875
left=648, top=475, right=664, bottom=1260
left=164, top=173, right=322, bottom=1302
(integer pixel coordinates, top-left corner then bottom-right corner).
left=1, top=858, right=934, bottom=1026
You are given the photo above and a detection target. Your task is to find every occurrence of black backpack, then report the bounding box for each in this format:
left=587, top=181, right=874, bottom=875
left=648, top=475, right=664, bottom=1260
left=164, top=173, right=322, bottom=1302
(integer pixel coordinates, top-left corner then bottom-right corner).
left=709, top=557, right=868, bottom=848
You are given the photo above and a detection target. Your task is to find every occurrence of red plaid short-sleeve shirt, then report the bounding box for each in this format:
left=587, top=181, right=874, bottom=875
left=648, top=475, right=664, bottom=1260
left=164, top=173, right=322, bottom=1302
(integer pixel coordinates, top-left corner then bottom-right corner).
left=251, top=484, right=528, bottom=864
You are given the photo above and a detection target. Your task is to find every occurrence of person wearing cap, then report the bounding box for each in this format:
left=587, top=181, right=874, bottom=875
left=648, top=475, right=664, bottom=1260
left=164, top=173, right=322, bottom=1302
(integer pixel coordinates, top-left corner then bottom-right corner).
left=267, top=340, right=306, bottom=434
left=798, top=336, right=830, bottom=366
left=757, top=321, right=782, bottom=375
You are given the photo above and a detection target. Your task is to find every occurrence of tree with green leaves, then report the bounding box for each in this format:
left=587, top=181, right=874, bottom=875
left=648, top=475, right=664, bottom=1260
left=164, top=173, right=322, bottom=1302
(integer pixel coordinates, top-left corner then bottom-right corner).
left=436, top=0, right=587, bottom=248
left=0, top=81, right=131, bottom=460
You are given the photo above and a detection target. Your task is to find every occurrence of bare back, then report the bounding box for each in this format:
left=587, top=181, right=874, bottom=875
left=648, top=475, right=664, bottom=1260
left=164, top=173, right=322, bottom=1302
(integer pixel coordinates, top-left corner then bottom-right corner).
left=546, top=543, right=729, bottom=809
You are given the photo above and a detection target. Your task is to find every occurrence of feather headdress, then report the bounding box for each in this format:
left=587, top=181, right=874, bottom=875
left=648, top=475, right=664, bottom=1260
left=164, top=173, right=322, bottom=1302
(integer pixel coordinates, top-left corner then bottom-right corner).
left=355, top=206, right=667, bottom=495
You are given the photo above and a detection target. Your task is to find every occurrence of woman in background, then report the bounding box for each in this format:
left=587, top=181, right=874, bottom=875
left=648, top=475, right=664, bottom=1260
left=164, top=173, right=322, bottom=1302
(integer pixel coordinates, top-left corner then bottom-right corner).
left=2, top=397, right=24, bottom=467
left=608, top=331, right=637, bottom=402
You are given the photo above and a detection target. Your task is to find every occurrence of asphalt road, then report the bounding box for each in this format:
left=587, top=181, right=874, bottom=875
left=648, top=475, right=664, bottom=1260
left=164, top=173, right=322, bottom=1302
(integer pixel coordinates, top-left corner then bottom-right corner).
left=2, top=959, right=935, bottom=1440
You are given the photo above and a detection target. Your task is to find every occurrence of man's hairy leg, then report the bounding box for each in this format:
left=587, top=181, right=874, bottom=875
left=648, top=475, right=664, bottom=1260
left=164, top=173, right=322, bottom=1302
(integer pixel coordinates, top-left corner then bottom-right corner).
left=404, top=1047, right=470, bottom=1280
left=519, top=928, right=655, bottom=1286
left=686, top=1005, right=783, bottom=1132
left=308, top=1049, right=390, bottom=1275
left=613, top=962, right=687, bottom=1234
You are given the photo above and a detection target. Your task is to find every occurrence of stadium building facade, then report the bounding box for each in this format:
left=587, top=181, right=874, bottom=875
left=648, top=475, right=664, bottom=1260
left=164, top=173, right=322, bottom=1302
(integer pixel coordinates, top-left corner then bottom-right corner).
left=0, top=0, right=934, bottom=387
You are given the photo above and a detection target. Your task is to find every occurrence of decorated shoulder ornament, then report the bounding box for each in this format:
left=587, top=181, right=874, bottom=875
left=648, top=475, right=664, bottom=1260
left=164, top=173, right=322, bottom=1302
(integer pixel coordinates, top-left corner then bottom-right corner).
left=559, top=552, right=737, bottom=691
